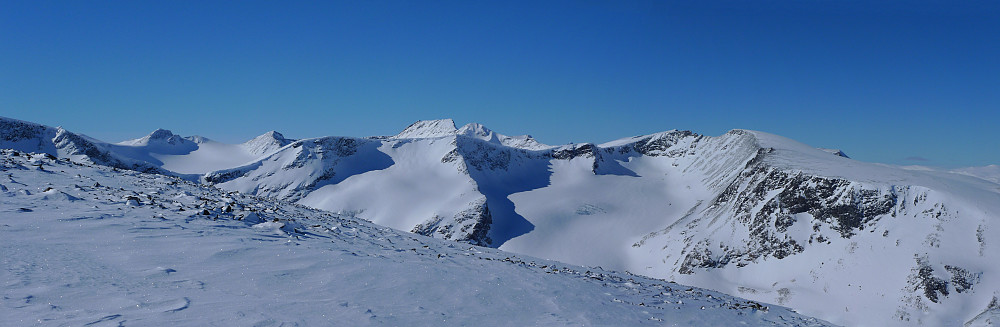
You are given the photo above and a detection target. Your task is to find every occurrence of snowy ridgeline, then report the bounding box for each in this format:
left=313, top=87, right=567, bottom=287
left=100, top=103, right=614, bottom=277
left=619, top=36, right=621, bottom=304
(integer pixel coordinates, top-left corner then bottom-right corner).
left=0, top=150, right=831, bottom=326
left=5, top=115, right=1000, bottom=326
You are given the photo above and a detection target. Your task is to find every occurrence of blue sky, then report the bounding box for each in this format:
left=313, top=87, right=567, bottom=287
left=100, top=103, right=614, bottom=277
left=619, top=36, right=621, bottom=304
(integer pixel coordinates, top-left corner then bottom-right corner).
left=2, top=1, right=998, bottom=167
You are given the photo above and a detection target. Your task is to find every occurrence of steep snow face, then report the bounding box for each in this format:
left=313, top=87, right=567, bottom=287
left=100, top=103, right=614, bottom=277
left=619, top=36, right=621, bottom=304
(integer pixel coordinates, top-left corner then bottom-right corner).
left=0, top=150, right=832, bottom=326
left=498, top=134, right=551, bottom=150
left=205, top=136, right=393, bottom=202
left=395, top=119, right=458, bottom=139
left=298, top=136, right=489, bottom=245
left=618, top=130, right=1000, bottom=326
left=240, top=130, right=293, bottom=156
left=208, top=120, right=556, bottom=246
left=210, top=131, right=547, bottom=247
left=503, top=130, right=757, bottom=269
left=460, top=127, right=1000, bottom=327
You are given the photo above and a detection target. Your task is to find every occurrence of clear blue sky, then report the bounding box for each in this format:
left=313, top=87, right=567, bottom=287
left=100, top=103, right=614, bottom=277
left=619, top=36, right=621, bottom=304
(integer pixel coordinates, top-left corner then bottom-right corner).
left=2, top=1, right=998, bottom=167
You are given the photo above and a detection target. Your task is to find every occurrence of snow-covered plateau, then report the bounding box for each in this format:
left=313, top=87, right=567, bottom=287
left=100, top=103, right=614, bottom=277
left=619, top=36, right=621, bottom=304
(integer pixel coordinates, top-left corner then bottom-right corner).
left=3, top=115, right=999, bottom=326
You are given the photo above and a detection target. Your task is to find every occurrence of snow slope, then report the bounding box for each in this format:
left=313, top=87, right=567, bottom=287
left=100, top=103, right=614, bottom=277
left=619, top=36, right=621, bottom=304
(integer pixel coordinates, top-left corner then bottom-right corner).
left=0, top=149, right=829, bottom=326
left=6, top=116, right=1000, bottom=326
left=206, top=120, right=552, bottom=247
left=618, top=130, right=1000, bottom=326
left=114, top=129, right=293, bottom=174
left=203, top=122, right=1000, bottom=326
left=953, top=165, right=1000, bottom=184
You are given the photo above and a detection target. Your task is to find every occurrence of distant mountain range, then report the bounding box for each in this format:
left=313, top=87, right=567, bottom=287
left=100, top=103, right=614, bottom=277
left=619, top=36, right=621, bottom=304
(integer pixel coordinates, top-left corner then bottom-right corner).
left=3, top=115, right=999, bottom=326
left=2, top=139, right=831, bottom=326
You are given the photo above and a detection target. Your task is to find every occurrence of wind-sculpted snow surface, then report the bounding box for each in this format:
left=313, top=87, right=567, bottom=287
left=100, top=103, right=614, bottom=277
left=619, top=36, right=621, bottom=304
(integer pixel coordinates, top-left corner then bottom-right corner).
left=0, top=150, right=830, bottom=326
left=5, top=116, right=1000, bottom=326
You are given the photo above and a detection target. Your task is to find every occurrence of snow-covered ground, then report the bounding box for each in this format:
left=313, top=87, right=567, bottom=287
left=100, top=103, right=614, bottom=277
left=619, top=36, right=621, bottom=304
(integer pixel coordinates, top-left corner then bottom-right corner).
left=950, top=165, right=1000, bottom=184
left=5, top=115, right=1000, bottom=326
left=0, top=150, right=830, bottom=326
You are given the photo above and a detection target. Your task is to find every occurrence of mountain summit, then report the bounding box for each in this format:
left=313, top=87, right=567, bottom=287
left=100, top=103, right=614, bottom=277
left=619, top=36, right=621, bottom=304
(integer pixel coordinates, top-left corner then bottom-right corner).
left=241, top=130, right=293, bottom=156
left=395, top=119, right=458, bottom=139
left=3, top=116, right=999, bottom=326
left=118, top=128, right=198, bottom=154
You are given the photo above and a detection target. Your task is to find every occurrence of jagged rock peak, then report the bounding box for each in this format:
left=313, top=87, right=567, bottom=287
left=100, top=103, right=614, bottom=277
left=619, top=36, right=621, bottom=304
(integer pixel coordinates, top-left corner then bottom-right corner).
left=147, top=128, right=176, bottom=140
left=395, top=119, right=458, bottom=139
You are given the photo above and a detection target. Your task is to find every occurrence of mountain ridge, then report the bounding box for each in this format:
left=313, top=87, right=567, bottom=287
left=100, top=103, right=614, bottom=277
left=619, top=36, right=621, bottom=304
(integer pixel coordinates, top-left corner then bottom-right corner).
left=3, top=115, right=1000, bottom=326
left=1, top=147, right=831, bottom=326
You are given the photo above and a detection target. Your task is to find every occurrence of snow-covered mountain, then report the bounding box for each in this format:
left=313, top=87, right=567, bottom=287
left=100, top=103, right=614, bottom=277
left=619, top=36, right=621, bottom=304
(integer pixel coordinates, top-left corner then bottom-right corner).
left=205, top=119, right=552, bottom=247
left=4, top=115, right=1000, bottom=326
left=113, top=128, right=293, bottom=174
left=0, top=148, right=829, bottom=326
left=0, top=117, right=292, bottom=177
left=0, top=117, right=170, bottom=175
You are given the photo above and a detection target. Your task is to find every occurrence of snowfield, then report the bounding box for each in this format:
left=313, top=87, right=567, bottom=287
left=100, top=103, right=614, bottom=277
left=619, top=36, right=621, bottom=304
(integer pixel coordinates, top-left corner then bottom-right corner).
left=0, top=150, right=830, bottom=326
left=4, top=115, right=1000, bottom=326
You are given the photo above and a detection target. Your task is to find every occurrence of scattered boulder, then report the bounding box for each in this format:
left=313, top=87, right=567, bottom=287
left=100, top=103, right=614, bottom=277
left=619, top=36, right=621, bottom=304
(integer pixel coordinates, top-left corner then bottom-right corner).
left=125, top=196, right=141, bottom=206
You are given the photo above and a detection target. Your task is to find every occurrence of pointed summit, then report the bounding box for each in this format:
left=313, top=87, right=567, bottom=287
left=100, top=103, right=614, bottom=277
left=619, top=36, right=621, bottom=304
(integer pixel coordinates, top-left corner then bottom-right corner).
left=395, top=119, right=457, bottom=139
left=147, top=128, right=175, bottom=140
left=119, top=129, right=194, bottom=148
left=262, top=131, right=286, bottom=140
left=242, top=130, right=294, bottom=156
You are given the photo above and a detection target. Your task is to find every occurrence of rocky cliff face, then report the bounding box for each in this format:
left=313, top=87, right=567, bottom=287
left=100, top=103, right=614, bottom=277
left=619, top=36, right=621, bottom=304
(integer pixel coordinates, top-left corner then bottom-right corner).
left=667, top=153, right=900, bottom=274
left=619, top=130, right=1000, bottom=326
left=411, top=197, right=493, bottom=247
